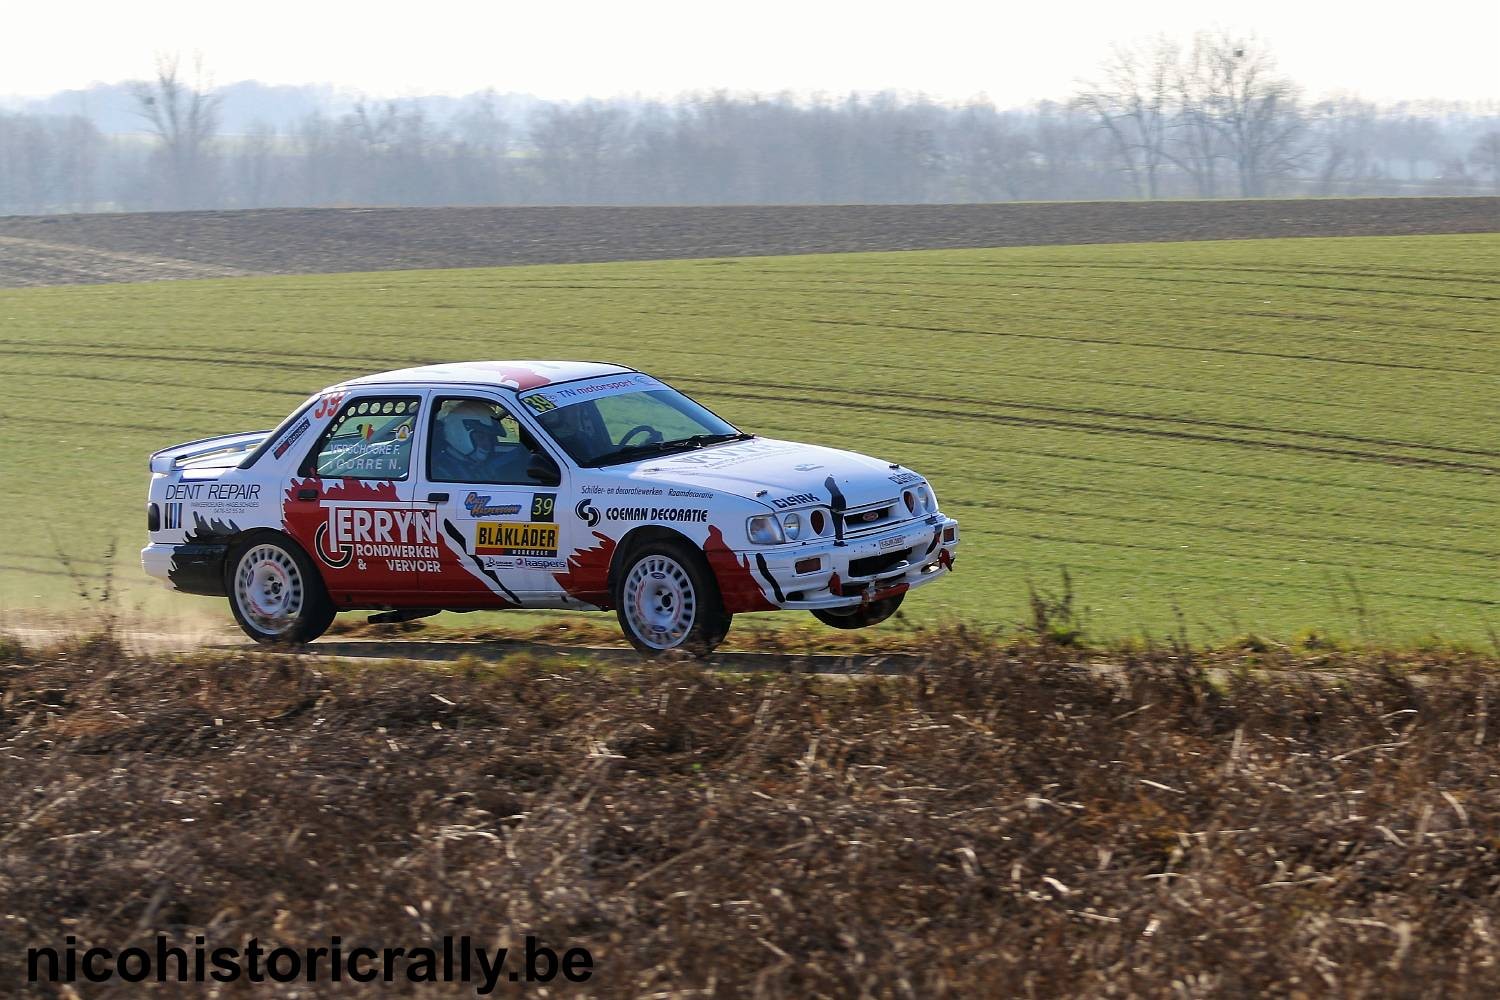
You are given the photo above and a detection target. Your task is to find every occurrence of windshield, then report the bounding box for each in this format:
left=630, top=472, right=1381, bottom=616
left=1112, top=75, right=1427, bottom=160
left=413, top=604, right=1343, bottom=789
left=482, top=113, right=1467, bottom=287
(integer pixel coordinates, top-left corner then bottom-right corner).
left=520, top=376, right=742, bottom=467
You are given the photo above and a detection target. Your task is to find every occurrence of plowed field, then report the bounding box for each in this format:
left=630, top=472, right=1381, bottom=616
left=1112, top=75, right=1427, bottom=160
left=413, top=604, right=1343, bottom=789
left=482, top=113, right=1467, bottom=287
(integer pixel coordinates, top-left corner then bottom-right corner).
left=1, top=197, right=1496, bottom=287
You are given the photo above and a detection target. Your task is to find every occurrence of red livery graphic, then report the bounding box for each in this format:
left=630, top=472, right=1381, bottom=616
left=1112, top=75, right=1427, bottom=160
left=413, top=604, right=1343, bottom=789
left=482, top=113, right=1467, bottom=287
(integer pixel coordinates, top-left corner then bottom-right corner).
left=282, top=479, right=440, bottom=583
left=553, top=531, right=617, bottom=607
left=316, top=507, right=439, bottom=571
left=704, top=525, right=777, bottom=613
left=491, top=365, right=553, bottom=390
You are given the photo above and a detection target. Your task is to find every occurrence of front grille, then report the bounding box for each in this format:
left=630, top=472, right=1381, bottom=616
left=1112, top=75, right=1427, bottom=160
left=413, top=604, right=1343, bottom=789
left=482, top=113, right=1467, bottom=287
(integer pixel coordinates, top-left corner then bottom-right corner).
left=839, top=499, right=904, bottom=536
left=848, top=548, right=912, bottom=578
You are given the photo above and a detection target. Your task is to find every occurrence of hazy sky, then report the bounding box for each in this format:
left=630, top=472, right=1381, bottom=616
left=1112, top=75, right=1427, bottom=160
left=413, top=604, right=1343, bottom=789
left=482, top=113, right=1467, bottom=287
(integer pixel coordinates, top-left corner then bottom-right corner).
left=7, top=0, right=1498, bottom=104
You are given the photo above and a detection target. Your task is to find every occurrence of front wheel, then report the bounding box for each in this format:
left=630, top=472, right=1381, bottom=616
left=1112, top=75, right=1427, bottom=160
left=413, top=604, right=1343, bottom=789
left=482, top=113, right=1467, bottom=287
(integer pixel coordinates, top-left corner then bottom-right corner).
left=227, top=534, right=337, bottom=644
left=613, top=540, right=731, bottom=657
left=811, top=592, right=905, bottom=630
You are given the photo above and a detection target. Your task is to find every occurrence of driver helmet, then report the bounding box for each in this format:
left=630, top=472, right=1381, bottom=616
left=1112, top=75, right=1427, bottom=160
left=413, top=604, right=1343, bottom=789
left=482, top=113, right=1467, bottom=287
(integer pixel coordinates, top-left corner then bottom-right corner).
left=441, top=401, right=503, bottom=457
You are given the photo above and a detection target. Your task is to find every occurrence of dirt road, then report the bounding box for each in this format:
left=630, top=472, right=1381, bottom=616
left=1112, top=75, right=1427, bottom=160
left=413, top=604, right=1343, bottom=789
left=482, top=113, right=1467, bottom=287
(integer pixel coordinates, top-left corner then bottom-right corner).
left=6, top=625, right=922, bottom=675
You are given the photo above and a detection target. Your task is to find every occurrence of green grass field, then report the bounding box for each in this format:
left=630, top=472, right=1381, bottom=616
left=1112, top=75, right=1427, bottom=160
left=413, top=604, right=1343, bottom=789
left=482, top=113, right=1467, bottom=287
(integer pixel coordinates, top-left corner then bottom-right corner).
left=2, top=234, right=1496, bottom=642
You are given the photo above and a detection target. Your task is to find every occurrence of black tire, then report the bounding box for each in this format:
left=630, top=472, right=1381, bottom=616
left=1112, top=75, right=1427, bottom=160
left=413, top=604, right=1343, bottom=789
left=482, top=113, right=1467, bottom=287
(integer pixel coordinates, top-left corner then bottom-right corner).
left=811, top=592, right=905, bottom=630
left=226, top=532, right=337, bottom=645
left=612, top=538, right=731, bottom=657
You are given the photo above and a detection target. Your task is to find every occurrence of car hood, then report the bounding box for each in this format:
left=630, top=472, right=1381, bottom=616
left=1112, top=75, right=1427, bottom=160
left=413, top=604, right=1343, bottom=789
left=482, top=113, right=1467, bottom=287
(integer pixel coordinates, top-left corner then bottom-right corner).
left=618, top=437, right=922, bottom=509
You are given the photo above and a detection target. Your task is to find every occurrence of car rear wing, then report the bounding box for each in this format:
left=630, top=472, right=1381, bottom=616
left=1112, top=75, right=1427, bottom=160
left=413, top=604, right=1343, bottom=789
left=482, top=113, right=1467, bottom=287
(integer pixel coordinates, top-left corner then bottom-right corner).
left=149, top=431, right=271, bottom=475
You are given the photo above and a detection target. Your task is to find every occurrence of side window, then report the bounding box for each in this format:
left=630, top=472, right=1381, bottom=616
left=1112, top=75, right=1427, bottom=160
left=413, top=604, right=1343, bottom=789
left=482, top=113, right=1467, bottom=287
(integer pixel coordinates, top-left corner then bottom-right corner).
left=304, top=396, right=420, bottom=480
left=428, top=397, right=545, bottom=485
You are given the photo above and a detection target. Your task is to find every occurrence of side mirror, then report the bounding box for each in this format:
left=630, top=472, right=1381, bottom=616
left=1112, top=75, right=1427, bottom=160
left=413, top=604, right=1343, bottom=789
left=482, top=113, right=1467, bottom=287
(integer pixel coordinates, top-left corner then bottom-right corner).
left=527, top=451, right=561, bottom=487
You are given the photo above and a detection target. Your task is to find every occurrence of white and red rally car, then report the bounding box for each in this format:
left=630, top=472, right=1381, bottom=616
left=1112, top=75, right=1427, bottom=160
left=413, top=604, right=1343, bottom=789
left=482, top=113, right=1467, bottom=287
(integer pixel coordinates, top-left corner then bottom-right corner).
left=142, top=362, right=959, bottom=654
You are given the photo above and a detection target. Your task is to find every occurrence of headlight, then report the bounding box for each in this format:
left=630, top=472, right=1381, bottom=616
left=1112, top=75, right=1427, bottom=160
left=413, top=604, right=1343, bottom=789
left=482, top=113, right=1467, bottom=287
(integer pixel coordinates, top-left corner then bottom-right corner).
left=747, top=514, right=785, bottom=545
left=916, top=485, right=933, bottom=512
left=781, top=512, right=802, bottom=540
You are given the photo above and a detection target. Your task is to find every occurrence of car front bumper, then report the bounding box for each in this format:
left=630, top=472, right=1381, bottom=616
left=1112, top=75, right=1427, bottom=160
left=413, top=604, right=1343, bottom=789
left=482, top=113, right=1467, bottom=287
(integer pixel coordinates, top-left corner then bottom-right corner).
left=745, top=513, right=959, bottom=611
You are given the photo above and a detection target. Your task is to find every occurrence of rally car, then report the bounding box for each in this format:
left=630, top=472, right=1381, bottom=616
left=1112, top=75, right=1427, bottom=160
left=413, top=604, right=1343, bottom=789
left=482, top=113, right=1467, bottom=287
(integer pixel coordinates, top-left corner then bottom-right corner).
left=142, top=362, right=959, bottom=655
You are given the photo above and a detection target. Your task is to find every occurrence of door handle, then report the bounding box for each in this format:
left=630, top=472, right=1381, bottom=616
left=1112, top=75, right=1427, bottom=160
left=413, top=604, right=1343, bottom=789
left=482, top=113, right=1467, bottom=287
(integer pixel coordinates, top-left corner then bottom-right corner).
left=426, top=492, right=449, bottom=503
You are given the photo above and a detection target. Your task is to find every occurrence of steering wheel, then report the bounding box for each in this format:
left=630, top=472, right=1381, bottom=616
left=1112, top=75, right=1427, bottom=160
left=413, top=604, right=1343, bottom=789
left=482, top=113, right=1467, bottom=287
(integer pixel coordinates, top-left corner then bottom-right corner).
left=618, top=424, right=663, bottom=447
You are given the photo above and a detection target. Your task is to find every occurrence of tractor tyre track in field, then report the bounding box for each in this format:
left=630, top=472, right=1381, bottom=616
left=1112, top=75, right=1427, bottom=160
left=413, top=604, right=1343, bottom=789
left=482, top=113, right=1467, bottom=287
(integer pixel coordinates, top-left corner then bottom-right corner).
left=883, top=429, right=1496, bottom=508
left=793, top=314, right=1495, bottom=376
left=6, top=333, right=1486, bottom=457
left=958, top=496, right=1499, bottom=562
left=620, top=299, right=1498, bottom=374
left=0, top=329, right=1461, bottom=430
left=694, top=386, right=1500, bottom=475
left=698, top=376, right=1500, bottom=462
left=10, top=336, right=1488, bottom=470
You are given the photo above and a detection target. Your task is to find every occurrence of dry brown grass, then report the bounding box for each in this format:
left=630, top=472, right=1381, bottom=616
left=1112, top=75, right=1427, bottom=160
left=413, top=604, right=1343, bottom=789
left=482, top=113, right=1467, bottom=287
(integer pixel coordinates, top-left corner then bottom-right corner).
left=1, top=630, right=1497, bottom=997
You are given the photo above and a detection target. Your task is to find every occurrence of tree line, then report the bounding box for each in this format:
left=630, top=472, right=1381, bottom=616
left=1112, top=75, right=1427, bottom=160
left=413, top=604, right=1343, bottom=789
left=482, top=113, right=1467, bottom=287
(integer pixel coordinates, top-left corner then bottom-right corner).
left=2, top=38, right=1499, bottom=216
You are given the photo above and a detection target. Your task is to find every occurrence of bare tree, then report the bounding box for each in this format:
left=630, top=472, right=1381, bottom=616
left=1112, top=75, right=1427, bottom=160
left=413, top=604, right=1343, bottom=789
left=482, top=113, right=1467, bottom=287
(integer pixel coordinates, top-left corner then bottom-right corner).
left=1376, top=110, right=1444, bottom=182
left=0, top=112, right=104, bottom=214
left=5, top=71, right=1499, bottom=212
left=347, top=100, right=439, bottom=204
left=947, top=102, right=1035, bottom=200
left=527, top=101, right=627, bottom=203
left=1197, top=33, right=1304, bottom=197
left=1076, top=37, right=1177, bottom=198
left=1308, top=97, right=1381, bottom=195
left=129, top=55, right=222, bottom=209
left=0, top=114, right=53, bottom=214
left=451, top=92, right=513, bottom=204
left=229, top=122, right=281, bottom=208
left=1469, top=132, right=1500, bottom=194
left=59, top=116, right=104, bottom=211
left=291, top=111, right=354, bottom=206
left=1031, top=101, right=1114, bottom=199
left=1161, top=39, right=1223, bottom=197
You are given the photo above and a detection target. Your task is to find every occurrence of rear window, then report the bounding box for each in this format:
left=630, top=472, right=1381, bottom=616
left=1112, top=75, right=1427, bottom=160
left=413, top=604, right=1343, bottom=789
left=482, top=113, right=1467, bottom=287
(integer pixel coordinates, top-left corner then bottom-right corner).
left=303, top=396, right=421, bottom=480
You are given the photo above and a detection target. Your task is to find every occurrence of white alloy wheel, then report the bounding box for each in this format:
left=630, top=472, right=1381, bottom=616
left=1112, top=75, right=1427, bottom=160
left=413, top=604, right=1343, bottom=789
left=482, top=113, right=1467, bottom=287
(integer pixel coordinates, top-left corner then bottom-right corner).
left=622, top=553, right=699, bottom=650
left=234, top=542, right=306, bottom=635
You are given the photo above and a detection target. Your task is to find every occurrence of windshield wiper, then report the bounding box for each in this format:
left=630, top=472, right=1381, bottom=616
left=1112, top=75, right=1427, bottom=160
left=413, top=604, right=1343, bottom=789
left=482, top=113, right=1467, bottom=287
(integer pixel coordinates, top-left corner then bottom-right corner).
left=667, top=432, right=753, bottom=449
left=585, top=432, right=753, bottom=468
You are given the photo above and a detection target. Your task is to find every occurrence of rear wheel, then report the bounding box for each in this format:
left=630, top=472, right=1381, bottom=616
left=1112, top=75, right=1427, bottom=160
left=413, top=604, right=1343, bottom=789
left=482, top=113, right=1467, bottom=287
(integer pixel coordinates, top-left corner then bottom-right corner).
left=227, top=534, right=336, bottom=644
left=613, top=540, right=731, bottom=657
left=811, top=592, right=905, bottom=630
